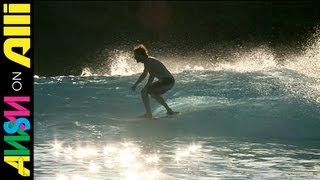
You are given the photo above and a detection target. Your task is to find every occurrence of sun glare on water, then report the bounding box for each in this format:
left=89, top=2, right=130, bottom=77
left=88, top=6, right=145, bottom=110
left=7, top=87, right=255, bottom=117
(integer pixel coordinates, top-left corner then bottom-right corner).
left=175, top=143, right=202, bottom=162
left=50, top=140, right=203, bottom=179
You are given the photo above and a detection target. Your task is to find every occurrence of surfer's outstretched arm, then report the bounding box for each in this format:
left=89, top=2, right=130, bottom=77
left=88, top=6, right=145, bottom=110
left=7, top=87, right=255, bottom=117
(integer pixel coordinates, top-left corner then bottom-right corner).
left=132, top=69, right=147, bottom=91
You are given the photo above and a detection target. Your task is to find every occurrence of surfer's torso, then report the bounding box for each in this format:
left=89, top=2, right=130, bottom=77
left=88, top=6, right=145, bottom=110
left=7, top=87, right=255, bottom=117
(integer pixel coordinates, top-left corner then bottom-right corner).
left=144, top=57, right=173, bottom=80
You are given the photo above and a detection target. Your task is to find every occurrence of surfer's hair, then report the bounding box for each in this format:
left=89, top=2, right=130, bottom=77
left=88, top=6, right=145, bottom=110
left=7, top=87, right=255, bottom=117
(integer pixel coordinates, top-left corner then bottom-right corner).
left=134, top=44, right=148, bottom=57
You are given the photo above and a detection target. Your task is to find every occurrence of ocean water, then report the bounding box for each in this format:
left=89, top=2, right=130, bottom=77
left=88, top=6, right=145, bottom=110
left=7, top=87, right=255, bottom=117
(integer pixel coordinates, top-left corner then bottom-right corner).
left=35, top=43, right=320, bottom=179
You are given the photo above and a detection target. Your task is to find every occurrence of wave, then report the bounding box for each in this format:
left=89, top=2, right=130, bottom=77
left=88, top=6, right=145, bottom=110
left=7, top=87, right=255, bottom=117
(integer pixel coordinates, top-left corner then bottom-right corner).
left=35, top=69, right=320, bottom=139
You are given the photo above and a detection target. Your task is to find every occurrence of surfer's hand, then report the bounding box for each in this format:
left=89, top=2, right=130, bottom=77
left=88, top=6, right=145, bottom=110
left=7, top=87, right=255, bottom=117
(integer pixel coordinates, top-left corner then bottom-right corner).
left=131, top=84, right=137, bottom=91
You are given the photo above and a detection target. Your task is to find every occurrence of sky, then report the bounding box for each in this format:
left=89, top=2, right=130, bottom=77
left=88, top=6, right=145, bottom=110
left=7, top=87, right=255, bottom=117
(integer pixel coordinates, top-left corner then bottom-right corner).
left=34, top=1, right=320, bottom=76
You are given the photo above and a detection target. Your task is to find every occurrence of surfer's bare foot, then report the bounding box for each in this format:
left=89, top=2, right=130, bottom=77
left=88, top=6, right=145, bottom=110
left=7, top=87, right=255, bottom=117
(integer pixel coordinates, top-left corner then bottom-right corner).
left=144, top=113, right=153, bottom=119
left=167, top=111, right=179, bottom=116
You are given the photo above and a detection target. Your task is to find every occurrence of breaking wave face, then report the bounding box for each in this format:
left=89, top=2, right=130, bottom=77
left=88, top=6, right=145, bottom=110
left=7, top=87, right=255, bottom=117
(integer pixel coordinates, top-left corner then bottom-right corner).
left=75, top=28, right=320, bottom=113
left=61, top=29, right=320, bottom=139
left=75, top=29, right=320, bottom=111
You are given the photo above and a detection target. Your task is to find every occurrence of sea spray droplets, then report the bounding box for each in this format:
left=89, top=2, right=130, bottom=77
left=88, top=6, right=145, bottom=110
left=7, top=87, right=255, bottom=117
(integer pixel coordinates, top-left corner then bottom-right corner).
left=285, top=26, right=320, bottom=79
left=214, top=45, right=277, bottom=73
left=80, top=67, right=95, bottom=77
left=109, top=50, right=142, bottom=76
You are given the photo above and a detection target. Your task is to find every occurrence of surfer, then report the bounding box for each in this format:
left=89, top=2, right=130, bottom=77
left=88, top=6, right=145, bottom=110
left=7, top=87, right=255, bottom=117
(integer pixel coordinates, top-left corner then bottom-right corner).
left=131, top=44, right=178, bottom=119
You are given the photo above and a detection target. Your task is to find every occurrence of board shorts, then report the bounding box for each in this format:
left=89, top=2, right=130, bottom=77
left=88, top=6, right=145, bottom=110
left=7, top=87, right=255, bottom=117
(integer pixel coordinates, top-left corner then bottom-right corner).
left=149, top=77, right=175, bottom=95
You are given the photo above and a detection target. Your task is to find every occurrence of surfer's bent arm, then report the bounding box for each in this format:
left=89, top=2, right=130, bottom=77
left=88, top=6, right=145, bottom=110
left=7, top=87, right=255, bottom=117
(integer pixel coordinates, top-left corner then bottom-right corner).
left=132, top=69, right=148, bottom=91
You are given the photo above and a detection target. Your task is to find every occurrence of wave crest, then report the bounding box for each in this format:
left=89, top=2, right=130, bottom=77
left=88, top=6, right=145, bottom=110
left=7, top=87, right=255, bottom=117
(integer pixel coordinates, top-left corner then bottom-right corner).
left=80, top=27, right=320, bottom=79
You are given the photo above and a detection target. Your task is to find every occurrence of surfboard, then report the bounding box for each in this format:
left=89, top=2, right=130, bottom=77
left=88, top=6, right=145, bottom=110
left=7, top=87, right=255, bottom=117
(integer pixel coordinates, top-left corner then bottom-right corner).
left=137, top=112, right=179, bottom=120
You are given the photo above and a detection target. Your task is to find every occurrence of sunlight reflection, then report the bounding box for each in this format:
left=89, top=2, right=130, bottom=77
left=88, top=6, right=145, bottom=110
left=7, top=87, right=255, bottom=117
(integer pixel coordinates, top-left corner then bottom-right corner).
left=123, top=169, right=139, bottom=180
left=117, top=143, right=141, bottom=168
left=51, top=140, right=203, bottom=179
left=74, top=146, right=98, bottom=159
left=103, top=145, right=118, bottom=154
left=55, top=174, right=85, bottom=180
left=56, top=174, right=68, bottom=180
left=123, top=169, right=160, bottom=180
left=145, top=154, right=160, bottom=164
left=188, top=144, right=202, bottom=152
left=88, top=162, right=101, bottom=173
left=71, top=175, right=85, bottom=180
left=104, top=159, right=114, bottom=168
left=52, top=140, right=64, bottom=156
left=52, top=140, right=63, bottom=150
left=175, top=143, right=202, bottom=162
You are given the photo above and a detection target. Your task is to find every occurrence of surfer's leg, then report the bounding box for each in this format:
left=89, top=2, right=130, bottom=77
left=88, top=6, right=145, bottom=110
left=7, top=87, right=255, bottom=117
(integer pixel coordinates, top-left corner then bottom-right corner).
left=152, top=93, right=170, bottom=110
left=149, top=92, right=177, bottom=115
left=141, top=87, right=152, bottom=118
left=148, top=81, right=177, bottom=115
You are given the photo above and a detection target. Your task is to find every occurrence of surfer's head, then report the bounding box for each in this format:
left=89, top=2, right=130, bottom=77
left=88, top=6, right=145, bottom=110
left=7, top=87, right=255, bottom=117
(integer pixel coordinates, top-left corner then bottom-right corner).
left=134, top=44, right=148, bottom=63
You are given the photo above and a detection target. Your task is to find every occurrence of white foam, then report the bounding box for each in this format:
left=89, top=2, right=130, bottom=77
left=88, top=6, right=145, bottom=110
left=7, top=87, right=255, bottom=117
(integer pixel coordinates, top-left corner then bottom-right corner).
left=80, top=67, right=95, bottom=77
left=213, top=45, right=277, bottom=73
